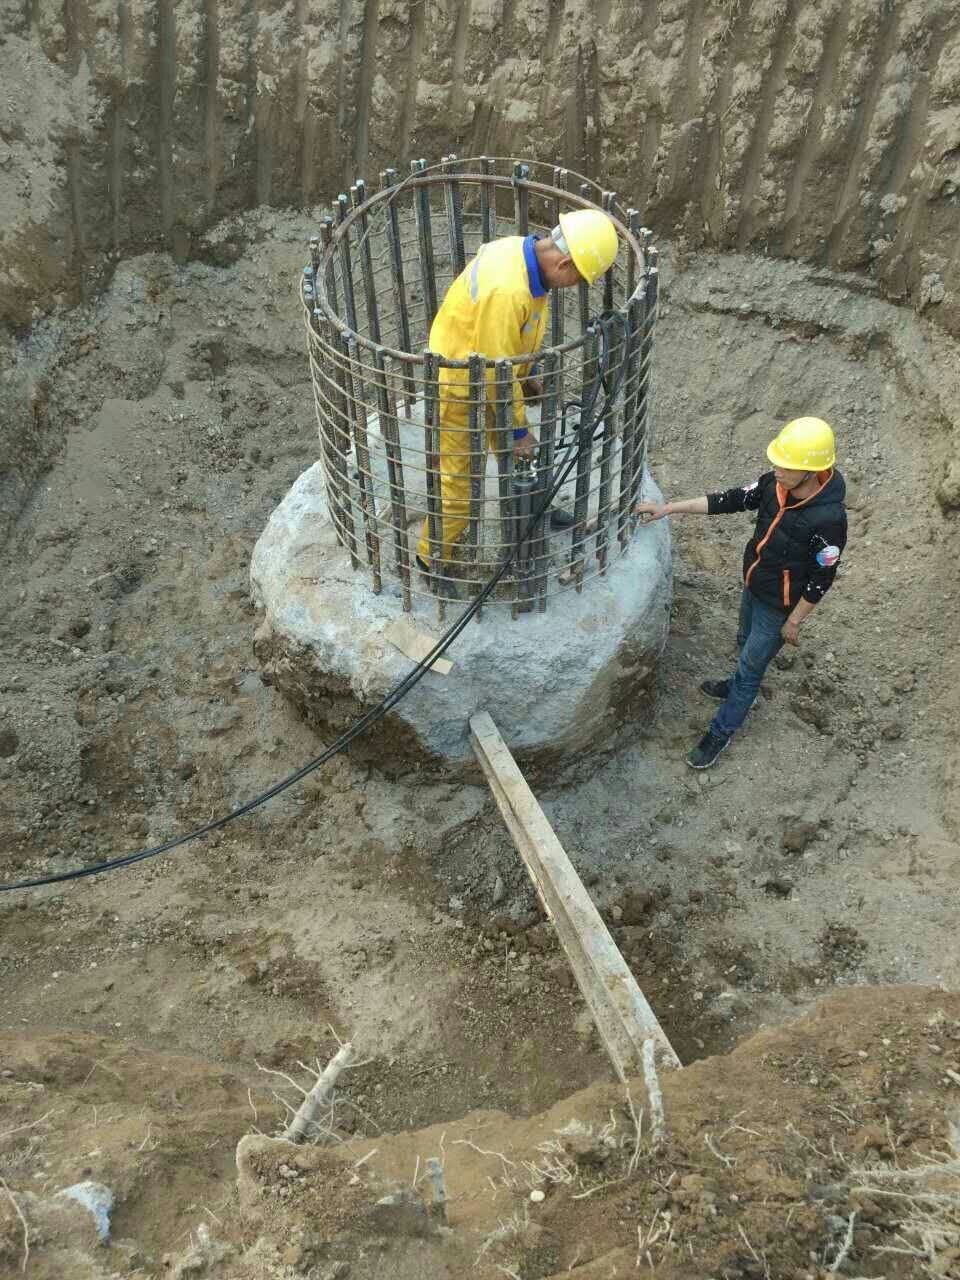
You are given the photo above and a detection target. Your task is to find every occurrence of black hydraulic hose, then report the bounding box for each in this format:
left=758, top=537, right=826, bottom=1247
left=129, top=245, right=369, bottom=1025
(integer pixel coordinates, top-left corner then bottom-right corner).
left=0, top=316, right=629, bottom=894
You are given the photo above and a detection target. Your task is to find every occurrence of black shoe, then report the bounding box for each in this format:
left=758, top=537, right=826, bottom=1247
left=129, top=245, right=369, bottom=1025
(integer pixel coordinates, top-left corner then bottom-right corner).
left=699, top=679, right=731, bottom=701
left=549, top=506, right=575, bottom=530
left=687, top=730, right=729, bottom=769
left=415, top=555, right=437, bottom=590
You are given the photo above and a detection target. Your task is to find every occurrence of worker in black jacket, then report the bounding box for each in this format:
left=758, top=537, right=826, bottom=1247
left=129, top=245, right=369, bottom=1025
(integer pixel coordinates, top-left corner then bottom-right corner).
left=636, top=417, right=847, bottom=769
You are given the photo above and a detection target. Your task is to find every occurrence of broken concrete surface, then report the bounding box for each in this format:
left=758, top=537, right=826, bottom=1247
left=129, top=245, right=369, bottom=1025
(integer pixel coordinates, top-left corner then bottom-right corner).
left=250, top=461, right=672, bottom=775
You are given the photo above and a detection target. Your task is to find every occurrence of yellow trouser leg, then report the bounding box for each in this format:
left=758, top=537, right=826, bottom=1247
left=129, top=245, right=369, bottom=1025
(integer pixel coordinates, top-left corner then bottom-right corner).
left=418, top=404, right=499, bottom=565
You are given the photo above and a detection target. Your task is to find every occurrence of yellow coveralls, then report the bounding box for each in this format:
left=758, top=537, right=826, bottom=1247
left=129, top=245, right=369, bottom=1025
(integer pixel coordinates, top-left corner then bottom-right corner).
left=417, top=236, right=548, bottom=564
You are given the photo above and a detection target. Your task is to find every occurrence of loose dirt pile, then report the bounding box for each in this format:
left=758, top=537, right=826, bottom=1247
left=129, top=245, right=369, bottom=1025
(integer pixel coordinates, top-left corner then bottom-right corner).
left=3, top=988, right=960, bottom=1278
left=1, top=204, right=960, bottom=1273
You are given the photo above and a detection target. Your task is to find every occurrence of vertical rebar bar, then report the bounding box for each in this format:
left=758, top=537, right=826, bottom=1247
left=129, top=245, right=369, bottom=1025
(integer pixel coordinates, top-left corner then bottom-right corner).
left=443, top=154, right=466, bottom=275
left=302, top=265, right=315, bottom=316
left=319, top=217, right=339, bottom=316
left=373, top=348, right=412, bottom=611
left=467, top=352, right=485, bottom=616
left=479, top=156, right=493, bottom=244
left=412, top=158, right=438, bottom=331
left=344, top=332, right=382, bottom=592
left=570, top=326, right=599, bottom=591
left=535, top=349, right=560, bottom=612
left=493, top=357, right=514, bottom=572
left=422, top=349, right=445, bottom=623
left=380, top=167, right=417, bottom=413
left=596, top=316, right=624, bottom=573
left=320, top=319, right=359, bottom=568
left=628, top=261, right=657, bottom=531
left=602, top=191, right=617, bottom=313
left=513, top=162, right=529, bottom=236
left=577, top=182, right=591, bottom=334
left=336, top=193, right=359, bottom=334
left=626, top=209, right=641, bottom=301
left=351, top=179, right=381, bottom=344
left=551, top=168, right=567, bottom=350
left=617, top=290, right=645, bottom=550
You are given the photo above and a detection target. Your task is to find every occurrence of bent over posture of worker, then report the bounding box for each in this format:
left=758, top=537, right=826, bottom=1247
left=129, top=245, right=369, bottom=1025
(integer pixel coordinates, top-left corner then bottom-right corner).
left=415, top=210, right=618, bottom=581
left=637, top=417, right=848, bottom=769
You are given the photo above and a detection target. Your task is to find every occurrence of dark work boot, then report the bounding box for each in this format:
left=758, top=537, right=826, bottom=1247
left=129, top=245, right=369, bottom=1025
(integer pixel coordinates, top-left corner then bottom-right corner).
left=549, top=506, right=575, bottom=530
left=687, top=729, right=729, bottom=770
left=699, top=678, right=732, bottom=701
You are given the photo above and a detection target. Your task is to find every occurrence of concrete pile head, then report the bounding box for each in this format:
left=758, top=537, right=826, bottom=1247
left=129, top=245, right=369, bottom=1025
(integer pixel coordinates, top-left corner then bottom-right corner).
left=251, top=157, right=672, bottom=775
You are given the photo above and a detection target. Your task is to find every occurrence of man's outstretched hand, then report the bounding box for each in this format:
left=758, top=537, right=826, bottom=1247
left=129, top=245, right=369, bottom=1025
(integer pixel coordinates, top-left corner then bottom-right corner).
left=635, top=501, right=671, bottom=523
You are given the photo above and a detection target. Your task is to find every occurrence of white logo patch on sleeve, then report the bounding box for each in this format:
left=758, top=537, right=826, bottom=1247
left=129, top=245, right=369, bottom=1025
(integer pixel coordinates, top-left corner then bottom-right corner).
left=816, top=544, right=840, bottom=568
left=742, top=480, right=759, bottom=493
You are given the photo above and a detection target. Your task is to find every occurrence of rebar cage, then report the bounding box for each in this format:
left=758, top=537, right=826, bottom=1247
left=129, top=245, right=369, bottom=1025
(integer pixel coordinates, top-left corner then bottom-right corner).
left=302, top=155, right=658, bottom=621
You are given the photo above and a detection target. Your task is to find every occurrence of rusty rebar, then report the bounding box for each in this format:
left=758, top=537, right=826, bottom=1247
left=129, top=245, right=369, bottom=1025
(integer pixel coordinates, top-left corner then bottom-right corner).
left=467, top=352, right=485, bottom=616
left=351, top=179, right=381, bottom=345
left=443, top=154, right=466, bottom=275
left=320, top=318, right=359, bottom=568
left=479, top=156, right=493, bottom=243
left=618, top=290, right=645, bottom=549
left=551, top=168, right=567, bottom=350
left=373, top=348, right=411, bottom=611
left=319, top=217, right=339, bottom=316
left=305, top=159, right=659, bottom=614
left=626, top=209, right=641, bottom=301
left=596, top=314, right=624, bottom=573
left=344, top=332, right=382, bottom=592
left=422, top=348, right=445, bottom=624
left=535, top=350, right=560, bottom=612
left=602, top=190, right=617, bottom=313
left=412, top=158, right=438, bottom=330
left=493, top=357, right=515, bottom=572
left=513, top=162, right=529, bottom=236
left=336, top=193, right=358, bottom=334
left=380, top=167, right=416, bottom=413
left=628, top=261, right=658, bottom=529
left=570, top=327, right=599, bottom=591
left=577, top=182, right=591, bottom=334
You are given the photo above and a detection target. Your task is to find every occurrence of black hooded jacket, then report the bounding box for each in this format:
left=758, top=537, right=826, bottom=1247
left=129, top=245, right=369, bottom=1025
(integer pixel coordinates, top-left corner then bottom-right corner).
left=706, top=470, right=847, bottom=612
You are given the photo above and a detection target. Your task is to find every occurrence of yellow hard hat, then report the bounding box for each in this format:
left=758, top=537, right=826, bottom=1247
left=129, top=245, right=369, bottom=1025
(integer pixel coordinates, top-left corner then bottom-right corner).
left=557, top=209, right=618, bottom=285
left=767, top=417, right=836, bottom=470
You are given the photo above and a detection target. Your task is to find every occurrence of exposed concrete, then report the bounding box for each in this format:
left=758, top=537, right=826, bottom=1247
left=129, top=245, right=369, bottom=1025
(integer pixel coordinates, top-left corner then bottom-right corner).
left=250, top=461, right=671, bottom=776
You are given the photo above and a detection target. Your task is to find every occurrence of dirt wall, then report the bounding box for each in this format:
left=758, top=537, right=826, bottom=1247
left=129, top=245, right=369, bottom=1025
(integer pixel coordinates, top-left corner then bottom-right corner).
left=2, top=0, right=960, bottom=334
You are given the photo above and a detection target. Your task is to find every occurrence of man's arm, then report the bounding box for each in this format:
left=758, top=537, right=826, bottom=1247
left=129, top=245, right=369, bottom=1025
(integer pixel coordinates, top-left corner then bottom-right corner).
left=637, top=479, right=765, bottom=522
left=635, top=496, right=709, bottom=520
left=783, top=518, right=847, bottom=645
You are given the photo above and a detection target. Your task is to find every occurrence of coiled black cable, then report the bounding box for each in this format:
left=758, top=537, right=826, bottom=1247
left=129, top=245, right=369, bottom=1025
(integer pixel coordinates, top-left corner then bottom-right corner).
left=0, top=314, right=630, bottom=893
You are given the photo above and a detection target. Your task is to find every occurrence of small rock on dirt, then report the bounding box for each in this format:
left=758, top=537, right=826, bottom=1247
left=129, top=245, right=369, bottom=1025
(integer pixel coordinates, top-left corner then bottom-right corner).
left=782, top=821, right=819, bottom=854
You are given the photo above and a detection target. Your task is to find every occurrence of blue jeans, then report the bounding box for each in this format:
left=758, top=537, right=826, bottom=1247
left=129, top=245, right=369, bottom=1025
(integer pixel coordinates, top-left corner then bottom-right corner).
left=710, top=589, right=787, bottom=740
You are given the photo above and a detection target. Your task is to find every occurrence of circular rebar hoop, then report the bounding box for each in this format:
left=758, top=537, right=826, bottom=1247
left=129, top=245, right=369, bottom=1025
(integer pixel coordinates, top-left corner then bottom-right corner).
left=302, top=156, right=659, bottom=620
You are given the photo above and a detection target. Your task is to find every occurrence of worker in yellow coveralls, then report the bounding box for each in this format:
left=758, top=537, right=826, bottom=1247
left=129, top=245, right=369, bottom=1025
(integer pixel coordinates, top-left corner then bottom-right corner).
left=416, top=209, right=619, bottom=580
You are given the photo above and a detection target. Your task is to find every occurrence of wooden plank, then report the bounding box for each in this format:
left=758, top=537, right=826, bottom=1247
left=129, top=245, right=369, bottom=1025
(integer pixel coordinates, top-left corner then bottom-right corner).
left=469, top=712, right=680, bottom=1083
left=383, top=619, right=453, bottom=675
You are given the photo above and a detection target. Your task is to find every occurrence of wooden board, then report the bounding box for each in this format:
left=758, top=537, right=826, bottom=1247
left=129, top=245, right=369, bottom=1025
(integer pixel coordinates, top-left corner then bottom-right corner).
left=469, top=712, right=680, bottom=1083
left=383, top=618, right=453, bottom=675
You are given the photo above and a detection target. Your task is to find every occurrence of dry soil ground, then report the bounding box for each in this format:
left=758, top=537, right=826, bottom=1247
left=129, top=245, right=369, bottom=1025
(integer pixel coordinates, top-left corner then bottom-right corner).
left=1, top=207, right=960, bottom=1276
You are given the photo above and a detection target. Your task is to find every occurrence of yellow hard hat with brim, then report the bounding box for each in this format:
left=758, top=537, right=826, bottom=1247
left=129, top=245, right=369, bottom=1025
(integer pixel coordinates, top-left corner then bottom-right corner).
left=767, top=417, right=836, bottom=470
left=557, top=209, right=618, bottom=286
